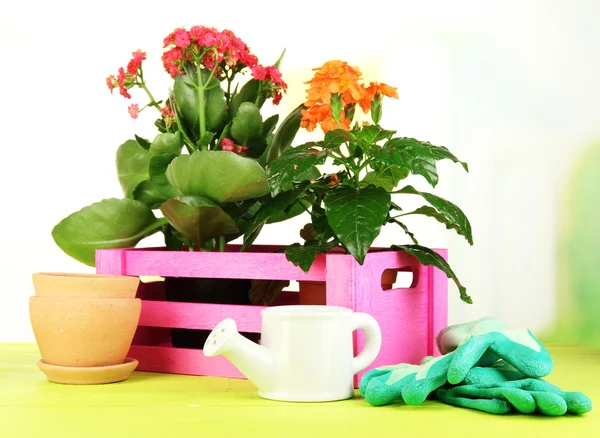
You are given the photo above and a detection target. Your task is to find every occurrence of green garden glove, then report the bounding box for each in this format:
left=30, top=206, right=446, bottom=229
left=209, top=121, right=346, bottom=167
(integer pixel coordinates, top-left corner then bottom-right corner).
left=360, top=328, right=553, bottom=406
left=436, top=366, right=592, bottom=416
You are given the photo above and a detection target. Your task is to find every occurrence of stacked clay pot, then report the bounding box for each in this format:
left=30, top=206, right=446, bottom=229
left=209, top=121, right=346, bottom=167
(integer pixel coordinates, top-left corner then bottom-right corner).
left=29, top=273, right=141, bottom=384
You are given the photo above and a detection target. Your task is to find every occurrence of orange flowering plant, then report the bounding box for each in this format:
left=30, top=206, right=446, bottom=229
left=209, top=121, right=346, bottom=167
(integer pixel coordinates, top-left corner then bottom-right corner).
left=51, top=25, right=305, bottom=267
left=251, top=60, right=474, bottom=303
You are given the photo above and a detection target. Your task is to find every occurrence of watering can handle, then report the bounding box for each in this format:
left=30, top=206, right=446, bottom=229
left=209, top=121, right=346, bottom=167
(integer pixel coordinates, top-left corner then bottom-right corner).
left=350, top=312, right=382, bottom=375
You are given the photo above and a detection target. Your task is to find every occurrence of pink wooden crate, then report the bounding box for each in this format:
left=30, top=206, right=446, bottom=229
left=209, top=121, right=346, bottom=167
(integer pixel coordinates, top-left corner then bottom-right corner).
left=95, top=245, right=448, bottom=388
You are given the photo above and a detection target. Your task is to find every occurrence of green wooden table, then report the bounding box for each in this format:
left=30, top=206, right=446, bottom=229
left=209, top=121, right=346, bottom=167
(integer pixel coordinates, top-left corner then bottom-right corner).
left=0, top=343, right=598, bottom=437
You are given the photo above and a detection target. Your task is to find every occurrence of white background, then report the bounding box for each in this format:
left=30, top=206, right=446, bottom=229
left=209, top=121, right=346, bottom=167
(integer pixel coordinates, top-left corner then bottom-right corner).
left=1, top=0, right=599, bottom=341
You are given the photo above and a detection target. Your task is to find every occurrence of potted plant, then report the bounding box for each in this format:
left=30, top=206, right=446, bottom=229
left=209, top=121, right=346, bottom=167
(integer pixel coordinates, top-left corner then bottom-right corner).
left=29, top=273, right=141, bottom=384
left=51, top=25, right=304, bottom=348
left=252, top=59, right=474, bottom=305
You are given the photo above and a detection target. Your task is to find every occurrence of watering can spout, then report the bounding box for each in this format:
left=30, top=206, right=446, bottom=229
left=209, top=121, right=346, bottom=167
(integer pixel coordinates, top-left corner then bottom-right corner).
left=203, top=318, right=277, bottom=393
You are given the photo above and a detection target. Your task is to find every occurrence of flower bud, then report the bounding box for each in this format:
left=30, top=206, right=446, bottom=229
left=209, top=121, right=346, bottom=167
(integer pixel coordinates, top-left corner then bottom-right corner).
left=371, top=93, right=383, bottom=125
left=330, top=93, right=343, bottom=122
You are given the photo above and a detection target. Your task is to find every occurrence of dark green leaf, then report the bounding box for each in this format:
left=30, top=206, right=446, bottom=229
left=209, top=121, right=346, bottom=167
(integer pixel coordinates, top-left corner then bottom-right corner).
left=372, top=137, right=439, bottom=186
left=149, top=154, right=180, bottom=199
left=391, top=244, right=472, bottom=304
left=149, top=132, right=183, bottom=156
left=352, top=125, right=396, bottom=144
left=324, top=186, right=391, bottom=264
left=116, top=139, right=150, bottom=198
left=243, top=183, right=310, bottom=241
left=160, top=196, right=239, bottom=247
left=240, top=221, right=264, bottom=251
left=397, top=185, right=473, bottom=245
left=166, top=151, right=269, bottom=203
left=260, top=103, right=304, bottom=165
left=205, top=82, right=228, bottom=133
left=199, top=132, right=216, bottom=149
left=230, top=102, right=263, bottom=145
left=173, top=73, right=200, bottom=137
left=51, top=198, right=167, bottom=266
left=133, top=180, right=167, bottom=209
left=230, top=79, right=260, bottom=116
left=284, top=241, right=334, bottom=273
left=390, top=219, right=418, bottom=244
left=323, top=129, right=355, bottom=149
left=267, top=198, right=312, bottom=224
left=163, top=224, right=191, bottom=251
left=360, top=167, right=409, bottom=191
left=372, top=137, right=468, bottom=187
left=135, top=134, right=151, bottom=150
left=266, top=143, right=328, bottom=196
left=262, top=114, right=280, bottom=139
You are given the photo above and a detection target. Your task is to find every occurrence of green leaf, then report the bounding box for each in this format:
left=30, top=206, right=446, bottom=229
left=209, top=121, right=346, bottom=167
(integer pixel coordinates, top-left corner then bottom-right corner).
left=260, top=103, right=304, bottom=165
left=199, top=132, right=216, bottom=149
left=266, top=143, right=328, bottom=196
left=205, top=82, right=228, bottom=132
left=160, top=196, right=239, bottom=247
left=392, top=244, right=472, bottom=304
left=173, top=73, right=200, bottom=137
left=52, top=198, right=167, bottom=267
left=230, top=79, right=260, bottom=116
left=135, top=134, right=151, bottom=150
left=372, top=137, right=438, bottom=186
left=360, top=167, right=410, bottom=191
left=166, top=150, right=269, bottom=203
left=149, top=154, right=180, bottom=199
left=324, top=186, right=391, bottom=264
left=352, top=125, right=396, bottom=144
left=132, top=180, right=167, bottom=209
left=397, top=185, right=473, bottom=245
left=262, top=114, right=280, bottom=139
left=372, top=137, right=468, bottom=187
left=149, top=132, right=183, bottom=156
left=230, top=102, right=263, bottom=145
left=311, top=204, right=335, bottom=243
left=267, top=198, right=312, bottom=224
left=323, top=129, right=355, bottom=149
left=116, top=139, right=150, bottom=198
left=284, top=241, right=334, bottom=273
left=163, top=224, right=191, bottom=251
left=243, top=183, right=310, bottom=242
left=390, top=219, right=419, bottom=244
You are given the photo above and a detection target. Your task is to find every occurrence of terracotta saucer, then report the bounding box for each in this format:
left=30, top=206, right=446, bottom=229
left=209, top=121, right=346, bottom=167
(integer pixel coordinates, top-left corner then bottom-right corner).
left=37, top=358, right=139, bottom=385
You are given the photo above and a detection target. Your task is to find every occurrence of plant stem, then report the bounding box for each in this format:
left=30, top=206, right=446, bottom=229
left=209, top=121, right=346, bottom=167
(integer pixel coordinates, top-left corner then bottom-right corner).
left=197, top=66, right=207, bottom=149
left=139, top=82, right=161, bottom=112
left=218, top=236, right=226, bottom=252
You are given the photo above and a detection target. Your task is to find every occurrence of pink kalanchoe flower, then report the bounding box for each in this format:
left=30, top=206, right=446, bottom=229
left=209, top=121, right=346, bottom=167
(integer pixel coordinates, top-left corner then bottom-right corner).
left=235, top=145, right=249, bottom=155
left=117, top=67, right=131, bottom=99
left=106, top=75, right=117, bottom=93
left=127, top=49, right=146, bottom=75
left=128, top=104, right=140, bottom=119
left=251, top=65, right=267, bottom=80
left=221, top=138, right=235, bottom=152
left=162, top=47, right=184, bottom=78
left=197, top=28, right=216, bottom=47
left=174, top=29, right=191, bottom=48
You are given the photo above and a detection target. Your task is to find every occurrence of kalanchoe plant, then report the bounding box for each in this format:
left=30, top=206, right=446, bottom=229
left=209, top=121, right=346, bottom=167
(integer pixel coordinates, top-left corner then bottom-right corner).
left=52, top=26, right=303, bottom=267
left=251, top=60, right=474, bottom=303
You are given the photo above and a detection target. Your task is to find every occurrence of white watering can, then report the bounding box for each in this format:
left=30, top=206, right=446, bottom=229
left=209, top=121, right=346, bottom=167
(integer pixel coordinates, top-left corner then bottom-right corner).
left=203, top=305, right=382, bottom=402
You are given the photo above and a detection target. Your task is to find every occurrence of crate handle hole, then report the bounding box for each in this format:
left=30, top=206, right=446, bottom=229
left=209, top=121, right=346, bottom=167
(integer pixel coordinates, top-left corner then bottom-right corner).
left=382, top=268, right=417, bottom=290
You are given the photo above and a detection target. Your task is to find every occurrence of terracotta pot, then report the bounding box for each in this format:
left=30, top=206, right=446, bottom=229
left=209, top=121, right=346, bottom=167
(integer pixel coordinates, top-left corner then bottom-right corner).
left=298, top=269, right=399, bottom=305
left=32, top=272, right=140, bottom=298
left=29, top=296, right=141, bottom=367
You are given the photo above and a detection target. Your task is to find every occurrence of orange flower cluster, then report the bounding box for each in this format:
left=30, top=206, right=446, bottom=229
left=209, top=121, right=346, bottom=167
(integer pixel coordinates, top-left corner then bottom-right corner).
left=300, top=60, right=399, bottom=133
